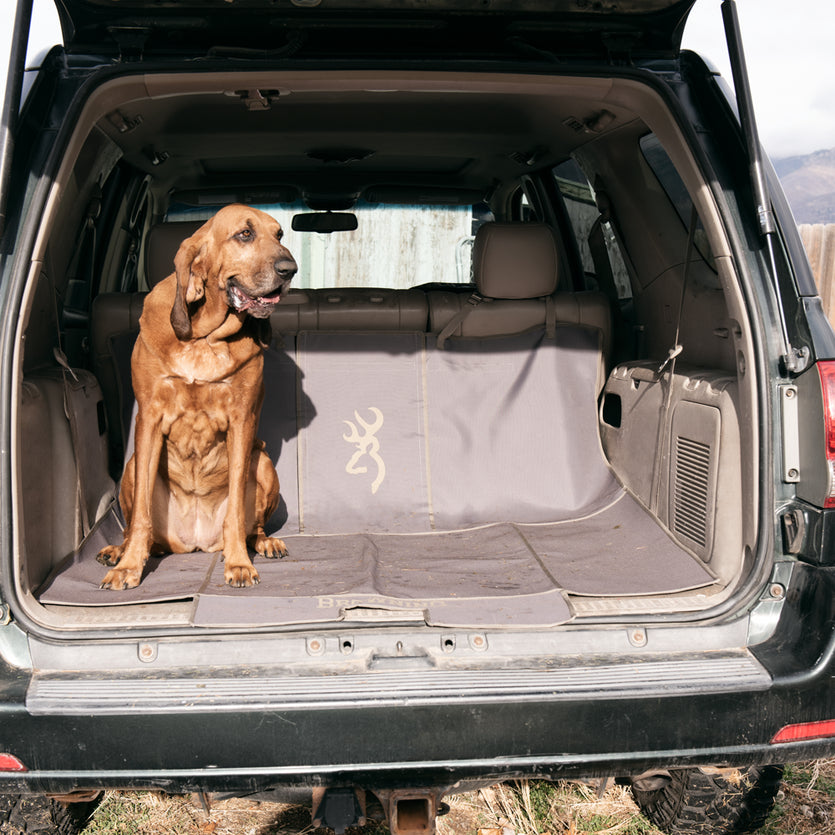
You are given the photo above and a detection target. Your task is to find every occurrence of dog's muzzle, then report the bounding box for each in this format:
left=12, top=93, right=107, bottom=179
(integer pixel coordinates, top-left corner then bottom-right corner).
left=227, top=257, right=297, bottom=318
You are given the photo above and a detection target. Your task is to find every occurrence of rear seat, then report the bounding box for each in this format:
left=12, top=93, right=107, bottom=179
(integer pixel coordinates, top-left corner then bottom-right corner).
left=92, top=221, right=431, bottom=458
left=90, top=220, right=613, bottom=531
left=92, top=221, right=202, bottom=461
left=423, top=223, right=614, bottom=529
left=92, top=220, right=608, bottom=364
left=290, top=222, right=615, bottom=533
left=428, top=222, right=612, bottom=361
left=272, top=287, right=428, bottom=334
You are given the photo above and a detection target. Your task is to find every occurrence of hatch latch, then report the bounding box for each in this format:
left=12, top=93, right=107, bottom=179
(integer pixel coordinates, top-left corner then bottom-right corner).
left=107, top=26, right=151, bottom=62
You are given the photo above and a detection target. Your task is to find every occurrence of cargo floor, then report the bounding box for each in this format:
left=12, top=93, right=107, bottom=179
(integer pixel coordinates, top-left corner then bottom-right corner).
left=37, top=491, right=715, bottom=628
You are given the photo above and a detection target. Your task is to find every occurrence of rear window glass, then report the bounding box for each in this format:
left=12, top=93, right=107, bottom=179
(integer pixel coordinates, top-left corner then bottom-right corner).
left=166, top=201, right=492, bottom=289
left=639, top=134, right=716, bottom=270
left=553, top=159, right=632, bottom=299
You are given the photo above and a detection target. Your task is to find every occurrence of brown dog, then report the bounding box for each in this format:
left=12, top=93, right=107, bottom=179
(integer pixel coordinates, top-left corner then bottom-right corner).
left=97, top=204, right=297, bottom=589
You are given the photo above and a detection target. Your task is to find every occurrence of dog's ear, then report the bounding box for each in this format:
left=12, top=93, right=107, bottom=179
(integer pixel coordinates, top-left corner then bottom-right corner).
left=170, top=231, right=210, bottom=340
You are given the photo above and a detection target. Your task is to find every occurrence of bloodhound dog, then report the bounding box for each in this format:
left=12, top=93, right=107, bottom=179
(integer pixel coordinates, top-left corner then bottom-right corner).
left=98, top=204, right=297, bottom=589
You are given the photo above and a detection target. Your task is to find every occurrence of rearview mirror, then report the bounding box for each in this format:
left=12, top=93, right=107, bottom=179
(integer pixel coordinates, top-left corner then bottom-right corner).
left=291, top=211, right=358, bottom=233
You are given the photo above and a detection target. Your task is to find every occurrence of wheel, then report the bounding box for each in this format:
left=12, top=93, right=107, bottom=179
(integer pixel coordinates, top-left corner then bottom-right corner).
left=631, top=765, right=784, bottom=834
left=0, top=793, right=101, bottom=835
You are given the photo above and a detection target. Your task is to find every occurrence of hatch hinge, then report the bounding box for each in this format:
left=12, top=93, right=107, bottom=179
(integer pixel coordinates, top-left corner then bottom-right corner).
left=781, top=345, right=811, bottom=376
left=107, top=26, right=151, bottom=62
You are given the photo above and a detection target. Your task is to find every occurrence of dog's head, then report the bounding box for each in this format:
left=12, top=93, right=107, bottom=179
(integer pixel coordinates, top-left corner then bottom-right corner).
left=170, top=204, right=297, bottom=340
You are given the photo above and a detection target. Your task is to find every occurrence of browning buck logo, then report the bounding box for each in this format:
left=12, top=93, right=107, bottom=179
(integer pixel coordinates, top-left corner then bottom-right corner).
left=342, top=407, right=386, bottom=494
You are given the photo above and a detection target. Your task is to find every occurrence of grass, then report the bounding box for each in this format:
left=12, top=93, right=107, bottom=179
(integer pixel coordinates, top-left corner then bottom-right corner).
left=74, top=762, right=835, bottom=834
left=83, top=793, right=210, bottom=835
left=468, top=781, right=660, bottom=835
left=759, top=760, right=835, bottom=835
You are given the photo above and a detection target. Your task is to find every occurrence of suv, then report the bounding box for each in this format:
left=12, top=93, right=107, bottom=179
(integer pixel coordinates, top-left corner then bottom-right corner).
left=1, top=1, right=834, bottom=833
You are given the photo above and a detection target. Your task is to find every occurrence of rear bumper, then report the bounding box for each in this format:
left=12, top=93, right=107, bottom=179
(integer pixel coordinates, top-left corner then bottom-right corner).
left=4, top=562, right=835, bottom=796
left=3, top=670, right=835, bottom=796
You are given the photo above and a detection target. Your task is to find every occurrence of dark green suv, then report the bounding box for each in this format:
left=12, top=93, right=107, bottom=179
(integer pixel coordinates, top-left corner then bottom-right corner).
left=1, top=1, right=834, bottom=833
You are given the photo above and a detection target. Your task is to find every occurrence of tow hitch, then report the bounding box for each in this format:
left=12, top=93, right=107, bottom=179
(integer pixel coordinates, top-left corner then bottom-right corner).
left=379, top=789, right=446, bottom=835
left=312, top=787, right=446, bottom=835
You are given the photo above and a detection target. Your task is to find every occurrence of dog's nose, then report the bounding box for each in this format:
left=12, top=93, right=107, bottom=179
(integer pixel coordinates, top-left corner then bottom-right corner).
left=275, top=257, right=298, bottom=281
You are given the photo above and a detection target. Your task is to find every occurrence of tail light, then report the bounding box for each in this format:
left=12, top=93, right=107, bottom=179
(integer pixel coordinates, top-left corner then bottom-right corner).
left=0, top=753, right=27, bottom=771
left=771, top=719, right=835, bottom=744
left=819, top=362, right=835, bottom=508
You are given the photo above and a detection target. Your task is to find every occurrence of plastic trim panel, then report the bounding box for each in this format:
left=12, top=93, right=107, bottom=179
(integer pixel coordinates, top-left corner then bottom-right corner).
left=27, top=652, right=770, bottom=715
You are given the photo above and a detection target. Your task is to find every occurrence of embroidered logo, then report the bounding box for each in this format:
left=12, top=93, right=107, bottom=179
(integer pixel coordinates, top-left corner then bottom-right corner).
left=342, top=407, right=386, bottom=494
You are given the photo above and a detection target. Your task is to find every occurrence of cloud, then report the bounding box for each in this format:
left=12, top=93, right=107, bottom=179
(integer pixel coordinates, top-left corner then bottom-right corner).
left=683, top=0, right=835, bottom=157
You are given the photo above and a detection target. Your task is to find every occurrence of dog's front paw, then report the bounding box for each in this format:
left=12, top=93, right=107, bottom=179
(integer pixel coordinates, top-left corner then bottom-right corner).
left=100, top=567, right=143, bottom=590
left=254, top=534, right=288, bottom=559
left=96, top=545, right=123, bottom=566
left=224, top=563, right=260, bottom=588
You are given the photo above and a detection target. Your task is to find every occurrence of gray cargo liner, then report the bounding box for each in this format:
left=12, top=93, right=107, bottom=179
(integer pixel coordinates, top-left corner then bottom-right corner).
left=37, top=326, right=715, bottom=627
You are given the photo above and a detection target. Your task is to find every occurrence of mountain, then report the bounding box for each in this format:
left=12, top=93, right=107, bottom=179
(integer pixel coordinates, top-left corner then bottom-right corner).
left=774, top=147, right=835, bottom=225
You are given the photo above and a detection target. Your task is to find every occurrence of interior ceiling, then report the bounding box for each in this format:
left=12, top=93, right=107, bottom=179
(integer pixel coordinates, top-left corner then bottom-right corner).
left=97, top=86, right=638, bottom=206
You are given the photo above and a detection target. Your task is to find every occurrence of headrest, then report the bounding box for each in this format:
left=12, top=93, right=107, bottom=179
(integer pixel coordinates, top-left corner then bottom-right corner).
left=472, top=223, right=560, bottom=299
left=145, top=220, right=204, bottom=287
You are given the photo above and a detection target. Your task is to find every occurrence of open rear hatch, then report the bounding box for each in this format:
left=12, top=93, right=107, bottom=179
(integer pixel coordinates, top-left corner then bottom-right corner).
left=52, top=0, right=699, bottom=60
left=9, top=56, right=762, bottom=635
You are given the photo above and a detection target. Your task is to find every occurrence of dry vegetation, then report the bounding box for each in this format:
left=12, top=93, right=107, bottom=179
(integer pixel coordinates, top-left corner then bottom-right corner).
left=76, top=761, right=835, bottom=835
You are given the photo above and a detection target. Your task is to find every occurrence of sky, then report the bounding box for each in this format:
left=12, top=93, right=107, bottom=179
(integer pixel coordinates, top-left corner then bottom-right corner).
left=681, top=0, right=835, bottom=158
left=1, top=0, right=834, bottom=159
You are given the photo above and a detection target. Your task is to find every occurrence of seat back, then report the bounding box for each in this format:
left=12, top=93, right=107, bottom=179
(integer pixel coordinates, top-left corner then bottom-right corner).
left=428, top=222, right=612, bottom=360
left=145, top=220, right=204, bottom=287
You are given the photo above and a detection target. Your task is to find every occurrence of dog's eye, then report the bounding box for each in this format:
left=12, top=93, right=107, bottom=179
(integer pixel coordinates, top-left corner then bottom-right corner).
left=236, top=228, right=255, bottom=242
left=276, top=229, right=284, bottom=241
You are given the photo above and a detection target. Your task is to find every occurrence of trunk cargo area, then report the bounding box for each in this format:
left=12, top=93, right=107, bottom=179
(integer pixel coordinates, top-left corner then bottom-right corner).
left=12, top=70, right=756, bottom=633
left=28, top=289, right=729, bottom=629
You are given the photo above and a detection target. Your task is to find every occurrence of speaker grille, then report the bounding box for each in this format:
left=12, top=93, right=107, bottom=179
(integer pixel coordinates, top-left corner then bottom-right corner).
left=673, top=436, right=711, bottom=548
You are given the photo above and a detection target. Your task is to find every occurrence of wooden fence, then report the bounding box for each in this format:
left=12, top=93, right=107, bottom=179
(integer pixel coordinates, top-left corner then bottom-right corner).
left=279, top=206, right=473, bottom=289
left=799, top=224, right=835, bottom=322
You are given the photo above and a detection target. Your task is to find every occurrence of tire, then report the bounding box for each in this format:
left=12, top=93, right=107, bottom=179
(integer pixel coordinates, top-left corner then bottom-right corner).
left=631, top=765, right=784, bottom=835
left=0, top=793, right=102, bottom=835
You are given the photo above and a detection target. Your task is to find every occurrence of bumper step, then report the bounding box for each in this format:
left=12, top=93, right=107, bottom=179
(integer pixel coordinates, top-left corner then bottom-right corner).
left=27, top=652, right=771, bottom=715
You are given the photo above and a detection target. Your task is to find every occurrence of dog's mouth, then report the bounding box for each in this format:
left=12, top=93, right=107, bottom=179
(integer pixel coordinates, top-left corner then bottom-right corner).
left=227, top=280, right=285, bottom=319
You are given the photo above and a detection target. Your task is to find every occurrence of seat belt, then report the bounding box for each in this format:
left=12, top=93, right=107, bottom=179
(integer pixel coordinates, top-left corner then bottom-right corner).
left=436, top=291, right=556, bottom=348
left=64, top=186, right=102, bottom=307
left=48, top=245, right=98, bottom=537
left=62, top=186, right=102, bottom=365
left=545, top=293, right=556, bottom=339
left=52, top=348, right=92, bottom=536
left=588, top=214, right=619, bottom=305
left=658, top=205, right=699, bottom=379
left=649, top=206, right=700, bottom=512
left=436, top=292, right=488, bottom=349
